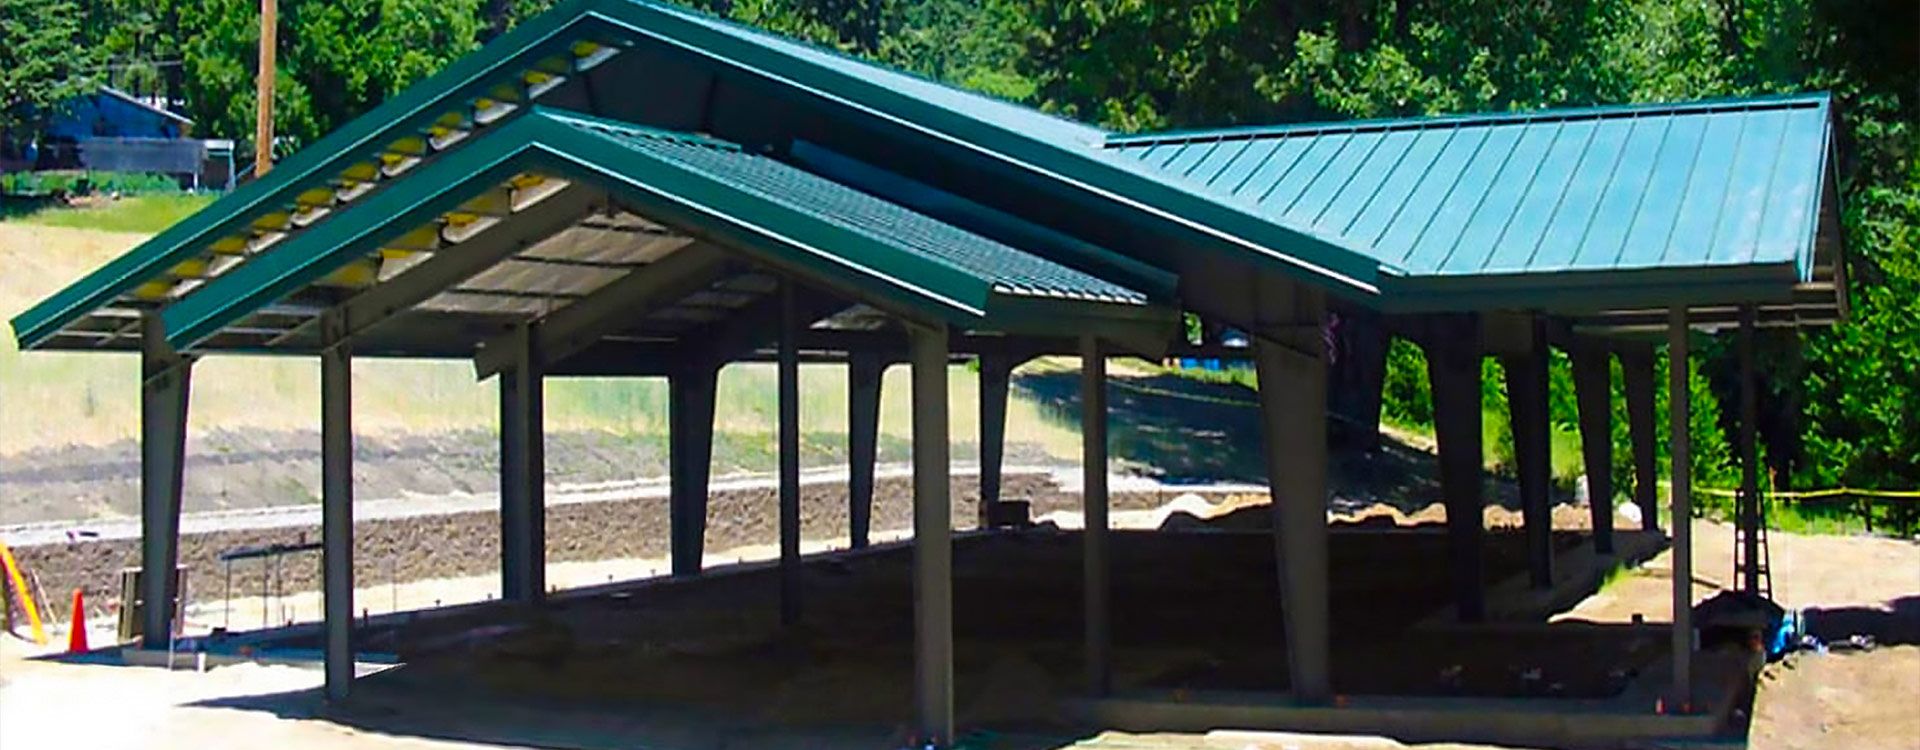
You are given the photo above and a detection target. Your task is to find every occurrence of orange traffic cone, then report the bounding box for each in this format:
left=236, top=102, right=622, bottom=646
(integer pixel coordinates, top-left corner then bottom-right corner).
left=66, top=589, right=88, bottom=653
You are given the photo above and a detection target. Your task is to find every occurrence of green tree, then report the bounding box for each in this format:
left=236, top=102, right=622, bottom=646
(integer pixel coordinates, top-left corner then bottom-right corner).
left=0, top=0, right=105, bottom=135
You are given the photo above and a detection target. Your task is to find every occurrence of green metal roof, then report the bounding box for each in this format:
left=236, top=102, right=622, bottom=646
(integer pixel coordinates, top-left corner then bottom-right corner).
left=1106, top=95, right=1840, bottom=306
left=9, top=0, right=1388, bottom=352
left=9, top=0, right=1844, bottom=351
left=159, top=108, right=1170, bottom=352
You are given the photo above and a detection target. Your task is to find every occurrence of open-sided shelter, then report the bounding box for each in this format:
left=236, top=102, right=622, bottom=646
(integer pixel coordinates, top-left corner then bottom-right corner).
left=11, top=0, right=1844, bottom=744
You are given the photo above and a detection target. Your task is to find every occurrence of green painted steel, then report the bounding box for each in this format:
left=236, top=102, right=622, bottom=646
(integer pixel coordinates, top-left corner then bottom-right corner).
left=14, top=0, right=1841, bottom=348
left=9, top=0, right=622, bottom=349
left=1107, top=95, right=1834, bottom=285
left=14, top=0, right=1383, bottom=352
left=161, top=109, right=1166, bottom=350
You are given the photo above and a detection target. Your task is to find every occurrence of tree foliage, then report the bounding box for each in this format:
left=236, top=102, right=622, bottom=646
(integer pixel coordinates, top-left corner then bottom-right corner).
left=0, top=0, right=104, bottom=134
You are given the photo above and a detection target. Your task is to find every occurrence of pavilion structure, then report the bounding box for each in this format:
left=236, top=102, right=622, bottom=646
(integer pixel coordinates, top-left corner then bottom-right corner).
left=10, top=0, right=1843, bottom=744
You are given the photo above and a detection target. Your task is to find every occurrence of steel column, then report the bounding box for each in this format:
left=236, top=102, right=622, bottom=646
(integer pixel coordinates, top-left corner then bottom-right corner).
left=499, top=323, right=545, bottom=602
left=909, top=323, right=954, bottom=746
left=778, top=281, right=802, bottom=626
left=1571, top=343, right=1616, bottom=554
left=1427, top=322, right=1486, bottom=623
left=1079, top=337, right=1111, bottom=696
left=1502, top=326, right=1554, bottom=590
left=978, top=352, right=1011, bottom=527
left=138, top=316, right=191, bottom=650
left=1737, top=307, right=1760, bottom=593
left=1254, top=329, right=1333, bottom=703
left=1622, top=348, right=1661, bottom=531
left=320, top=313, right=354, bottom=702
left=1669, top=307, right=1694, bottom=707
left=669, top=365, right=718, bottom=576
left=847, top=352, right=883, bottom=549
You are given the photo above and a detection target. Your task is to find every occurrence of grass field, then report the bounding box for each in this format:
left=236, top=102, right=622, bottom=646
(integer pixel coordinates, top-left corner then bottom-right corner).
left=0, top=217, right=1082, bottom=458
left=3, top=193, right=217, bottom=234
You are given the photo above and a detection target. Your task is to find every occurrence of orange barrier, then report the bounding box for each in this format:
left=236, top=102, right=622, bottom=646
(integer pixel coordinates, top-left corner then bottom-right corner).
left=67, top=589, right=88, bottom=653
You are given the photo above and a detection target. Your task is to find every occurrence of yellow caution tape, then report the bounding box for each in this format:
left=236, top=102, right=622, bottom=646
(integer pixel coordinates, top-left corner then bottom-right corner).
left=0, top=542, right=47, bottom=645
left=1659, top=480, right=1920, bottom=501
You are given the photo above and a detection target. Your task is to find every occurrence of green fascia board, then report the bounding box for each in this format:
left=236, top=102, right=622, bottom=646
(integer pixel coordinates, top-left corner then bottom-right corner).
left=1378, top=261, right=1804, bottom=314
left=9, top=0, right=617, bottom=350
left=586, top=0, right=1385, bottom=295
left=164, top=110, right=1165, bottom=350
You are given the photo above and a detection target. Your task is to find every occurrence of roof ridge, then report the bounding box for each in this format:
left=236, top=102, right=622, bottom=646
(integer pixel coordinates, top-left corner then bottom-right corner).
left=1104, top=92, right=1834, bottom=148
left=534, top=106, right=742, bottom=151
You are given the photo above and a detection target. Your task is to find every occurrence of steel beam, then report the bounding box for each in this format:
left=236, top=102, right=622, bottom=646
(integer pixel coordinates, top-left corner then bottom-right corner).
left=473, top=242, right=729, bottom=378
left=280, top=186, right=603, bottom=349
left=1502, top=321, right=1554, bottom=590
left=683, top=285, right=850, bottom=372
left=909, top=322, right=953, bottom=747
left=1426, top=317, right=1486, bottom=623
left=1622, top=346, right=1661, bottom=531
left=1669, top=307, right=1694, bottom=707
left=1571, top=341, right=1616, bottom=554
left=778, top=281, right=802, bottom=627
left=499, top=323, right=546, bottom=602
left=847, top=352, right=884, bottom=549
left=1253, top=292, right=1332, bottom=704
left=320, top=312, right=354, bottom=702
left=1079, top=337, right=1111, bottom=696
left=669, top=365, right=718, bottom=576
left=138, top=316, right=191, bottom=650
left=978, top=351, right=1011, bottom=527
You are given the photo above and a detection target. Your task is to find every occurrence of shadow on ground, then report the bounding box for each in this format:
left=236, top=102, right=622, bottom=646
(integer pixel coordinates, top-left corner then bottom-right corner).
left=1804, top=595, right=1920, bottom=647
left=1015, top=370, right=1544, bottom=515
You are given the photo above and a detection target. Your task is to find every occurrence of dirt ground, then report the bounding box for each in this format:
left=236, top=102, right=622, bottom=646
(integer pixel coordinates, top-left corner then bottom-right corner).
left=2, top=513, right=1914, bottom=750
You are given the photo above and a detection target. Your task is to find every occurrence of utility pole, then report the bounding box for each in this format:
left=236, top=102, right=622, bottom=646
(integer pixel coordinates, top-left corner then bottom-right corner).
left=254, top=0, right=277, bottom=177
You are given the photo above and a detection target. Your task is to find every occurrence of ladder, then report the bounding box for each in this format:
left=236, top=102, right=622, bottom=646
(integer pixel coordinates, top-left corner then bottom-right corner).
left=1733, top=488, right=1774, bottom=600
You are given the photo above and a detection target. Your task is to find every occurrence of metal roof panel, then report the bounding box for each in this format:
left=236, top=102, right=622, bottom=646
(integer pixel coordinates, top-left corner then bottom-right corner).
left=1106, top=94, right=1837, bottom=297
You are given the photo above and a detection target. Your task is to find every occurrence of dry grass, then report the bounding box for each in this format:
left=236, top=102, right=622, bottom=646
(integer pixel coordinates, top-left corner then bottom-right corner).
left=0, top=222, right=1082, bottom=457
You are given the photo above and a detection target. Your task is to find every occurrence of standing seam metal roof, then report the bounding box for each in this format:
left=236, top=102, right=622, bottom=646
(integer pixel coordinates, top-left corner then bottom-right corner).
left=1104, top=95, right=1834, bottom=280
left=549, top=113, right=1149, bottom=305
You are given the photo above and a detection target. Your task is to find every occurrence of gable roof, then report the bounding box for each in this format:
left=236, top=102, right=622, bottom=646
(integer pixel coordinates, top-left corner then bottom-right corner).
left=156, top=108, right=1170, bottom=356
left=9, top=0, right=1379, bottom=352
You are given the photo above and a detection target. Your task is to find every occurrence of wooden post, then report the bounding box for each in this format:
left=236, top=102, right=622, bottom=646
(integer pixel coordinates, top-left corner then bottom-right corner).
left=254, top=0, right=276, bottom=176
